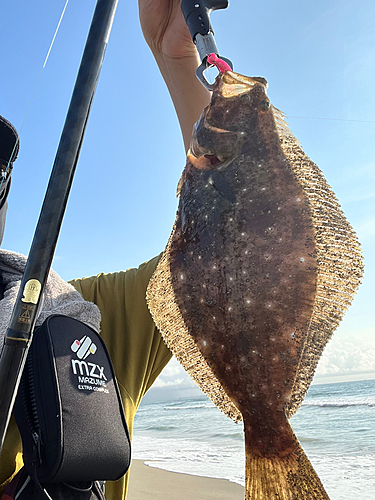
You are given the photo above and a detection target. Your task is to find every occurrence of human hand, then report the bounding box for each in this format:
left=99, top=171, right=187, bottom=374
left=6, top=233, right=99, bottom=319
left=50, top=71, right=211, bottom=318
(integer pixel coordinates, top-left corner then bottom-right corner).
left=138, top=0, right=210, bottom=151
left=138, top=0, right=197, bottom=59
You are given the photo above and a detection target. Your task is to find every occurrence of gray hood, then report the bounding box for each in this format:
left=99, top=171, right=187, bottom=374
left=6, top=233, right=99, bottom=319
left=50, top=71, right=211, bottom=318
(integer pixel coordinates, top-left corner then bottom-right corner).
left=0, top=249, right=101, bottom=352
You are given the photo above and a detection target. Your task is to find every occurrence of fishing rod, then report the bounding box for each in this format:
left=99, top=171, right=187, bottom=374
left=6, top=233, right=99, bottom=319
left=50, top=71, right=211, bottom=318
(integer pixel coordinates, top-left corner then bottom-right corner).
left=0, top=0, right=118, bottom=453
left=181, top=0, right=233, bottom=90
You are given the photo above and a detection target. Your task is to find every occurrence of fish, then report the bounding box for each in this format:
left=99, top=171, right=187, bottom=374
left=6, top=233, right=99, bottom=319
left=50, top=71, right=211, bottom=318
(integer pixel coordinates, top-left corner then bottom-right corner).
left=146, top=71, right=364, bottom=499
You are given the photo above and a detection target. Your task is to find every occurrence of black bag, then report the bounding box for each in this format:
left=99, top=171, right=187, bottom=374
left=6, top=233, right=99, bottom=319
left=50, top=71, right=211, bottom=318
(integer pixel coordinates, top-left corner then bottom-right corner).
left=2, top=468, right=106, bottom=500
left=13, top=315, right=131, bottom=496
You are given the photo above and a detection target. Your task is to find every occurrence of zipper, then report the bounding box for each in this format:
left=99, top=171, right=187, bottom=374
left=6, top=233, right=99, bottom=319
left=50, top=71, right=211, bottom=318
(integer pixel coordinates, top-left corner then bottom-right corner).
left=21, top=351, right=43, bottom=467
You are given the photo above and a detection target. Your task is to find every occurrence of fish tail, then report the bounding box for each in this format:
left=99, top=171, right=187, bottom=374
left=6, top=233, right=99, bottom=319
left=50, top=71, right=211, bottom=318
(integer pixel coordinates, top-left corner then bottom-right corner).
left=245, top=432, right=330, bottom=499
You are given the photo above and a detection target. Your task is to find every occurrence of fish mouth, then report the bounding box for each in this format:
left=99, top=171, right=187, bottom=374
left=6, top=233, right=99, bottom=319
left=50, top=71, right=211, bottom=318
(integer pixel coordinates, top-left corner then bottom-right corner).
left=218, top=72, right=268, bottom=98
left=188, top=140, right=233, bottom=170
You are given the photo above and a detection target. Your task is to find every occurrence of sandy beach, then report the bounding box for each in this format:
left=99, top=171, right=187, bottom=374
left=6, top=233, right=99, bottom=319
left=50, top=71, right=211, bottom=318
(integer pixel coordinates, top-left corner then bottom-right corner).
left=127, top=460, right=244, bottom=500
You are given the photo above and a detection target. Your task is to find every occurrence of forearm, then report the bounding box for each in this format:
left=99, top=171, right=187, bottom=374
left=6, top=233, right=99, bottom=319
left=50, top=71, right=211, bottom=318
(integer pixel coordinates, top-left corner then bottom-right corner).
left=153, top=51, right=211, bottom=152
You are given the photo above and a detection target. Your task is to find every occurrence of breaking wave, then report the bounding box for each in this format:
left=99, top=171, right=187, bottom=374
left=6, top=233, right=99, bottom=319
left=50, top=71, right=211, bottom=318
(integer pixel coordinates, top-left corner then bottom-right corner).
left=164, top=403, right=215, bottom=411
left=302, top=397, right=375, bottom=408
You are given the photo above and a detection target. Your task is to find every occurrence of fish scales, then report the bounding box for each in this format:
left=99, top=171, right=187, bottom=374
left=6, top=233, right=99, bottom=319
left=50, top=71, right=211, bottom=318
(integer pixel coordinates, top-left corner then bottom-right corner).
left=147, top=71, right=363, bottom=499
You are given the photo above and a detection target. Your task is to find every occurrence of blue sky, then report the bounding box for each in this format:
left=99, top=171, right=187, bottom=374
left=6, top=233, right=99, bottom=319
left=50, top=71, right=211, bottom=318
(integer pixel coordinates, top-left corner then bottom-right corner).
left=1, top=0, right=374, bottom=393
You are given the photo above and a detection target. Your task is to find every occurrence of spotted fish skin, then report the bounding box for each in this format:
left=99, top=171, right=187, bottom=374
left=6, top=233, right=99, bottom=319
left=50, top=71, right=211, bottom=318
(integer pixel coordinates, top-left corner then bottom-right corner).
left=172, top=78, right=318, bottom=458
left=147, top=71, right=363, bottom=499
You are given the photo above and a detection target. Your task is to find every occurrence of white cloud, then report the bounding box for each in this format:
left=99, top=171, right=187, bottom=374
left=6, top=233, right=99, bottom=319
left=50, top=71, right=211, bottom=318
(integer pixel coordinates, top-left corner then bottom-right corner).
left=315, top=336, right=375, bottom=379
left=151, top=357, right=197, bottom=390
left=144, top=357, right=202, bottom=403
left=152, top=377, right=184, bottom=388
left=160, top=362, right=184, bottom=378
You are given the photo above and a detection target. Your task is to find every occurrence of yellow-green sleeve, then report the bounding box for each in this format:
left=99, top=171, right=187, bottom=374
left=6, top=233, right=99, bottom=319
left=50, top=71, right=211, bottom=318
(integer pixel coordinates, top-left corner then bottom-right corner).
left=0, top=257, right=169, bottom=499
left=70, top=255, right=172, bottom=500
left=70, top=254, right=172, bottom=415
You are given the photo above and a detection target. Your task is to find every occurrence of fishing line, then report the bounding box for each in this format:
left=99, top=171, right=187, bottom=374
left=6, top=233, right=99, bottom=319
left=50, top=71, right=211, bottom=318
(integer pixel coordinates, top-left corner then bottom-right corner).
left=0, top=0, right=70, bottom=191
left=288, top=115, right=375, bottom=124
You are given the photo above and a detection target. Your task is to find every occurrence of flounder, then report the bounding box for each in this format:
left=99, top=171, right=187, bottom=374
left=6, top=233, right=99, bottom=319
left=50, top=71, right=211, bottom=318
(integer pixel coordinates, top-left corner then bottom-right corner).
left=147, top=71, right=363, bottom=499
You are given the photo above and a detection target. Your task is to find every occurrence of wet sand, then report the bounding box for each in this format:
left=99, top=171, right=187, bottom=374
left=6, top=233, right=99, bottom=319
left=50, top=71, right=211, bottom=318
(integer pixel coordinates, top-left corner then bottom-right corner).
left=127, top=459, right=244, bottom=500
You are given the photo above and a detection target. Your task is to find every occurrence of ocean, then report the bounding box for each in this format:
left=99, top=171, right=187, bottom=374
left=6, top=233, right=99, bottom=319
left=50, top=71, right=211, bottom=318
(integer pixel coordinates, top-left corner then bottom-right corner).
left=132, top=379, right=375, bottom=499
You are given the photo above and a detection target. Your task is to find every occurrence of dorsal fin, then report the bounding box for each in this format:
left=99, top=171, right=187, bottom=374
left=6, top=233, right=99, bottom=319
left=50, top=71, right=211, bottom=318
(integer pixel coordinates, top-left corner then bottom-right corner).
left=273, top=116, right=364, bottom=416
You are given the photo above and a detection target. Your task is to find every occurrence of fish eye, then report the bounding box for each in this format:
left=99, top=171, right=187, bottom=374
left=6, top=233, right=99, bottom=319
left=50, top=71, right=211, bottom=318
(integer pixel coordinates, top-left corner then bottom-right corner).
left=260, top=100, right=270, bottom=111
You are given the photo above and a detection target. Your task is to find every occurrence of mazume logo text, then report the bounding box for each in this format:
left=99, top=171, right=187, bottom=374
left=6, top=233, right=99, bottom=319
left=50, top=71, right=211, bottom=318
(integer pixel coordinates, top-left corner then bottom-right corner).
left=70, top=335, right=109, bottom=393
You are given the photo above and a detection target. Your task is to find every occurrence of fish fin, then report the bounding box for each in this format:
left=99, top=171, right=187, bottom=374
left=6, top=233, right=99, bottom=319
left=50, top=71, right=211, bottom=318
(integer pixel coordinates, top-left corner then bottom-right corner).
left=245, top=425, right=330, bottom=499
left=274, top=124, right=364, bottom=418
left=146, top=225, right=242, bottom=423
left=271, top=105, right=297, bottom=142
left=176, top=171, right=185, bottom=197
